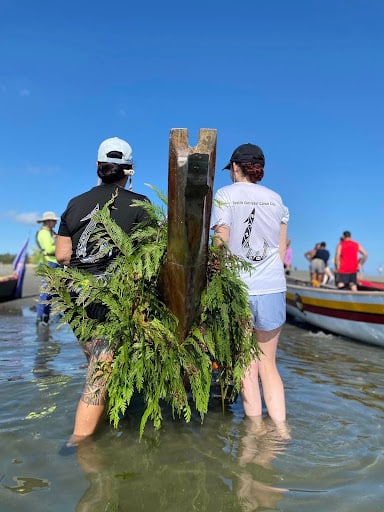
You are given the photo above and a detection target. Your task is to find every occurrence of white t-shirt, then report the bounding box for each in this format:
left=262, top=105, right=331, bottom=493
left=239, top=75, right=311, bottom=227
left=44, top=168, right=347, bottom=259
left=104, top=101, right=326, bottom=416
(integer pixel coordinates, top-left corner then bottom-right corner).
left=210, top=182, right=289, bottom=295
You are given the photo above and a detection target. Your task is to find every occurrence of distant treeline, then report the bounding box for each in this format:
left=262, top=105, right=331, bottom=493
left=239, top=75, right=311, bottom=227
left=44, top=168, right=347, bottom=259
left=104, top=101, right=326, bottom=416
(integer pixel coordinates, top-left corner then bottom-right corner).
left=0, top=253, right=17, bottom=264
left=0, top=252, right=37, bottom=264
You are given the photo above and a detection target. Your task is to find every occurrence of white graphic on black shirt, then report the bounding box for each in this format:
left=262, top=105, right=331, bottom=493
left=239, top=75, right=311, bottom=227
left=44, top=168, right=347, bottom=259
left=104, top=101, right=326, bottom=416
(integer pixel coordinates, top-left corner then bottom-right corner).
left=76, top=204, right=111, bottom=264
left=241, top=208, right=268, bottom=261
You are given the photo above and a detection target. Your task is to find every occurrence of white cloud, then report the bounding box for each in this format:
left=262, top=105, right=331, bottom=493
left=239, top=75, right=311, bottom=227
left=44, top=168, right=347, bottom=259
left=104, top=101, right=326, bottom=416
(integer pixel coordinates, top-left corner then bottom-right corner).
left=19, top=88, right=31, bottom=97
left=15, top=212, right=39, bottom=225
left=0, top=210, right=39, bottom=225
left=26, top=164, right=60, bottom=176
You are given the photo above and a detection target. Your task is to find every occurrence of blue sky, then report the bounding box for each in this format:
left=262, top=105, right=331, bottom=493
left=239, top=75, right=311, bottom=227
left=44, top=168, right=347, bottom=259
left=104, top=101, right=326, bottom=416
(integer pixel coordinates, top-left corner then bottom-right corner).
left=1, top=0, right=383, bottom=274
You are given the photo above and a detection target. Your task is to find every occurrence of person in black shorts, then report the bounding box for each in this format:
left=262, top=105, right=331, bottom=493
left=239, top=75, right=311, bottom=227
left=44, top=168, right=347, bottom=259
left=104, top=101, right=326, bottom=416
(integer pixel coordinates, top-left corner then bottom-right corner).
left=310, top=242, right=330, bottom=285
left=56, top=136, right=150, bottom=447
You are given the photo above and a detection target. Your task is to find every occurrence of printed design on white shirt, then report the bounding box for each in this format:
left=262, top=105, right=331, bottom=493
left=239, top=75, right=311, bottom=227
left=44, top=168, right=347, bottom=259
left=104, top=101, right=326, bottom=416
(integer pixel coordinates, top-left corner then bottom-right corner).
left=241, top=208, right=268, bottom=262
left=76, top=204, right=111, bottom=263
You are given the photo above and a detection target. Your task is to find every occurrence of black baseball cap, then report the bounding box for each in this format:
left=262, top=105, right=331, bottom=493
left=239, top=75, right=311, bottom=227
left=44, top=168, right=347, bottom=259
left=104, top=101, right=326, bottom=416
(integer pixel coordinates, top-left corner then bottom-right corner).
left=223, top=143, right=265, bottom=170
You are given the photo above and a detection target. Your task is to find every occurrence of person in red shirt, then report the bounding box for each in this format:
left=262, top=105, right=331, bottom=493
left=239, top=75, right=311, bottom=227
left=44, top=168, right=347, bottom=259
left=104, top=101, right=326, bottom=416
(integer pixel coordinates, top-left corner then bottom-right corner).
left=335, top=231, right=368, bottom=291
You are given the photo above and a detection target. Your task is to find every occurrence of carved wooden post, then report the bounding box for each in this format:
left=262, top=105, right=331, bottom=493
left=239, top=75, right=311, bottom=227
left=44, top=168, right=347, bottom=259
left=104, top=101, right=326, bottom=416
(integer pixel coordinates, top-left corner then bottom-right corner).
left=160, top=128, right=217, bottom=340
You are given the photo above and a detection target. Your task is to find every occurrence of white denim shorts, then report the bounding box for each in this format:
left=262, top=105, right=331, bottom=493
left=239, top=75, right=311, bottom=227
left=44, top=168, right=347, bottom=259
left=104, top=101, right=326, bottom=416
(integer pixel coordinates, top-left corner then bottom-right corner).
left=248, top=292, right=286, bottom=331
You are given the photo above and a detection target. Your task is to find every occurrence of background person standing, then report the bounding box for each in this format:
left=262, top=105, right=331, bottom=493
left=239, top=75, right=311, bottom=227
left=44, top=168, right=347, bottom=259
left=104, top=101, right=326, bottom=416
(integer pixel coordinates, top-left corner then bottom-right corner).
left=36, top=211, right=60, bottom=326
left=310, top=241, right=330, bottom=286
left=211, top=143, right=289, bottom=429
left=335, top=230, right=368, bottom=291
left=283, top=239, right=293, bottom=275
left=304, top=242, right=320, bottom=283
left=55, top=136, right=150, bottom=447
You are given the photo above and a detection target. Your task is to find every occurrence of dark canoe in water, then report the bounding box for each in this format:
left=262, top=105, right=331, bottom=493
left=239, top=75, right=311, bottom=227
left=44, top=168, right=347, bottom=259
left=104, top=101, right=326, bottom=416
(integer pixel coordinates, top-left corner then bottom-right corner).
left=0, top=274, right=18, bottom=302
left=0, top=239, right=29, bottom=302
left=159, top=128, right=240, bottom=405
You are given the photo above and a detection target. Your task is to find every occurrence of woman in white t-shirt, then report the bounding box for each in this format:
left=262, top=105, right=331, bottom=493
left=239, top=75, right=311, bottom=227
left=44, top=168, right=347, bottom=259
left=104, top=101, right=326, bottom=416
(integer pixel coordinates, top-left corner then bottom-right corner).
left=211, top=143, right=289, bottom=428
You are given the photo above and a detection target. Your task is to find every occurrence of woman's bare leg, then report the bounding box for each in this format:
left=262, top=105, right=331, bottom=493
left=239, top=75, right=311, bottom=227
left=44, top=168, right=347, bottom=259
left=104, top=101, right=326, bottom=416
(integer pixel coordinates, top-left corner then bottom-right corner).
left=240, top=359, right=262, bottom=417
left=256, top=327, right=286, bottom=423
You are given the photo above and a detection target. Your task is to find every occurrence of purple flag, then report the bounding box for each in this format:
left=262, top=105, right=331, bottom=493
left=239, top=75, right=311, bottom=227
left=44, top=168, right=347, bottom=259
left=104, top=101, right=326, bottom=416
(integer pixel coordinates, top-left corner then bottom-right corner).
left=13, top=238, right=29, bottom=299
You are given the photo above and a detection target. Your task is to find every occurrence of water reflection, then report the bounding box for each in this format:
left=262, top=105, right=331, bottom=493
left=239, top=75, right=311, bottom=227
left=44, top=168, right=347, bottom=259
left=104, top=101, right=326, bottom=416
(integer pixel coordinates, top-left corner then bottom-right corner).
left=75, top=437, right=119, bottom=512
left=33, top=327, right=61, bottom=379
left=236, top=417, right=289, bottom=511
left=2, top=311, right=384, bottom=511
left=72, top=412, right=290, bottom=511
left=4, top=476, right=49, bottom=495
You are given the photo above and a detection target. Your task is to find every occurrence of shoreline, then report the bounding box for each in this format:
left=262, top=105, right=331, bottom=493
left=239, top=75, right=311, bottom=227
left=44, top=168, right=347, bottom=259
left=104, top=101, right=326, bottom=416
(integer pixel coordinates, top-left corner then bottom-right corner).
left=1, top=264, right=383, bottom=314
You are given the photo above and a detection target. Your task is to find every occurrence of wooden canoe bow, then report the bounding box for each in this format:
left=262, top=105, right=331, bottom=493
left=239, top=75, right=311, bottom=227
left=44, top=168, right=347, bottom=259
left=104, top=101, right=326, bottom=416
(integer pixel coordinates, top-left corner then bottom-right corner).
left=160, top=128, right=217, bottom=340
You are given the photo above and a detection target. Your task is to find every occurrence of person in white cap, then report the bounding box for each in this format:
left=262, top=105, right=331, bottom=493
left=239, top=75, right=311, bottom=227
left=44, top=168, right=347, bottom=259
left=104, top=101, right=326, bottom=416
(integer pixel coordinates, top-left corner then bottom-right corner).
left=55, top=136, right=150, bottom=448
left=36, top=211, right=60, bottom=325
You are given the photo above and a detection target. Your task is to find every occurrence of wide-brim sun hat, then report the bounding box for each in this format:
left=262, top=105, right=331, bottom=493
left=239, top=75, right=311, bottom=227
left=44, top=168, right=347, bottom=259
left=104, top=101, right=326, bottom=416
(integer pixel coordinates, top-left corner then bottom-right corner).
left=37, top=211, right=59, bottom=223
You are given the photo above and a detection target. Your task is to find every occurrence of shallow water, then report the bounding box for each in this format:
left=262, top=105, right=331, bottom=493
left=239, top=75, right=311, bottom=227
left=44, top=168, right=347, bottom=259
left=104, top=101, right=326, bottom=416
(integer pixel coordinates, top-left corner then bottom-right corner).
left=0, top=308, right=383, bottom=511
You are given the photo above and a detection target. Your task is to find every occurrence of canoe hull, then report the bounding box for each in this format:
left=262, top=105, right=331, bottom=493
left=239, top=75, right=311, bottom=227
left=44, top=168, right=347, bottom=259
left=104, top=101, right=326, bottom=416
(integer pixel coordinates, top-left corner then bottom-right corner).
left=286, top=279, right=384, bottom=347
left=0, top=239, right=29, bottom=302
left=0, top=276, right=18, bottom=302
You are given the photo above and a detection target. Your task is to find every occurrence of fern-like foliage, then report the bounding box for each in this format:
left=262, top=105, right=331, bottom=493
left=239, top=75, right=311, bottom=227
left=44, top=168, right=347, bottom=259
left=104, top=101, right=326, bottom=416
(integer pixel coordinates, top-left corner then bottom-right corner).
left=38, top=186, right=258, bottom=437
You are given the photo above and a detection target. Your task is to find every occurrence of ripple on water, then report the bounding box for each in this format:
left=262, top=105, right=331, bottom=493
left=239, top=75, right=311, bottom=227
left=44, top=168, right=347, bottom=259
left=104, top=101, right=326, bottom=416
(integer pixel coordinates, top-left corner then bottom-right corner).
left=1, top=314, right=384, bottom=511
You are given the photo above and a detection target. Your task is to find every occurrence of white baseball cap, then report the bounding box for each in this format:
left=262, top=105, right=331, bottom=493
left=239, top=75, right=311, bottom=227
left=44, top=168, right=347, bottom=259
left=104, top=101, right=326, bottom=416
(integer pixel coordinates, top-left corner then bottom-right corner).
left=97, top=137, right=133, bottom=165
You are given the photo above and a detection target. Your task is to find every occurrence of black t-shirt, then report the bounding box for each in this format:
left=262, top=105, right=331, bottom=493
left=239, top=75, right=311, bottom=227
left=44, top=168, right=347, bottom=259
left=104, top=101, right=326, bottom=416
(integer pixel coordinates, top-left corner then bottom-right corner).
left=313, top=248, right=330, bottom=265
left=58, top=183, right=150, bottom=274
